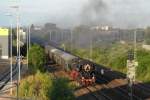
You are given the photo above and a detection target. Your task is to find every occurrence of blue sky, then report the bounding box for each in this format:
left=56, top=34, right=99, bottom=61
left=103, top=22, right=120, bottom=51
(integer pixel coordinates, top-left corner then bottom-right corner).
left=0, top=0, right=150, bottom=28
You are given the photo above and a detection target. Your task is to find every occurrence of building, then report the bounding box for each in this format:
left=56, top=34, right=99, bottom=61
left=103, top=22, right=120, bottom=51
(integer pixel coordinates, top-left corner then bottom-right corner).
left=20, top=29, right=26, bottom=43
left=44, top=23, right=56, bottom=30
left=91, top=25, right=112, bottom=31
left=0, top=27, right=9, bottom=59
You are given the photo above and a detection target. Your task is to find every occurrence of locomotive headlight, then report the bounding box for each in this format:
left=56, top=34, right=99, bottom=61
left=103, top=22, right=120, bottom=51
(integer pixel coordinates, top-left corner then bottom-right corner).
left=84, top=64, right=91, bottom=72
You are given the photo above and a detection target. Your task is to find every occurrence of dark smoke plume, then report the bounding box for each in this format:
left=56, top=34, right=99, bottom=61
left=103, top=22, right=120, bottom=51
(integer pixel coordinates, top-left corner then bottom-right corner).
left=80, top=0, right=109, bottom=26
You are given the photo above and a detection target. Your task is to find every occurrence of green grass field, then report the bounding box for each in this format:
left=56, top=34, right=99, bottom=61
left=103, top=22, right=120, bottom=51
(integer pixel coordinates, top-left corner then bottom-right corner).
left=66, top=43, right=150, bottom=82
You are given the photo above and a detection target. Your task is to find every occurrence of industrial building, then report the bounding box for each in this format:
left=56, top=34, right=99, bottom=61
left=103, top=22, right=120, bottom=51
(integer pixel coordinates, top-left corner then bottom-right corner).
left=0, top=27, right=9, bottom=59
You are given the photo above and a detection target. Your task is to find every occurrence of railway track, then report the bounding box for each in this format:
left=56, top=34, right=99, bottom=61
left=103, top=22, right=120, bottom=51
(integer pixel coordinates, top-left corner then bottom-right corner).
left=86, top=85, right=112, bottom=100
left=135, top=82, right=150, bottom=93
left=97, top=76, right=144, bottom=100
left=97, top=69, right=150, bottom=100
left=0, top=63, right=17, bottom=90
left=0, top=61, right=23, bottom=92
left=97, top=79, right=131, bottom=100
left=113, top=79, right=150, bottom=99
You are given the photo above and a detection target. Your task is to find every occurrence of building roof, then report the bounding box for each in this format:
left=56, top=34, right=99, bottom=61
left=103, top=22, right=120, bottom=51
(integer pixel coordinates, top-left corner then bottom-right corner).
left=0, top=28, right=9, bottom=36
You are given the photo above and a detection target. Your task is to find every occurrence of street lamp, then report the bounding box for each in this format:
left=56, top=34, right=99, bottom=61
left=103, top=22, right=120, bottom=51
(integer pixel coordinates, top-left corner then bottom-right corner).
left=5, top=13, right=13, bottom=95
left=10, top=5, right=21, bottom=82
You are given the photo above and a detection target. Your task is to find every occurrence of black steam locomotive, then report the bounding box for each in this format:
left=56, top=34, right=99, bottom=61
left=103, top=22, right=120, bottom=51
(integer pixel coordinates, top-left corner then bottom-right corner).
left=45, top=45, right=96, bottom=86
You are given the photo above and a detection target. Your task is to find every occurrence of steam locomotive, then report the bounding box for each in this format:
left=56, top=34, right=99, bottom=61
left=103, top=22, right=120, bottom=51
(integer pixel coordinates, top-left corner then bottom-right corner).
left=45, top=45, right=96, bottom=86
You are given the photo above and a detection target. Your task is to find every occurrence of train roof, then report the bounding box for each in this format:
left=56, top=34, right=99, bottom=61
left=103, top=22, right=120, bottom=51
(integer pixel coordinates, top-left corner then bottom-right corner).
left=51, top=49, right=64, bottom=56
left=61, top=53, right=77, bottom=62
left=46, top=45, right=77, bottom=61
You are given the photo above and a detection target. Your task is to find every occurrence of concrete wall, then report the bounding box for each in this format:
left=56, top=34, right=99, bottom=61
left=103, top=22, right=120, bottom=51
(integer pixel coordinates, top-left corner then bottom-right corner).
left=0, top=36, right=8, bottom=59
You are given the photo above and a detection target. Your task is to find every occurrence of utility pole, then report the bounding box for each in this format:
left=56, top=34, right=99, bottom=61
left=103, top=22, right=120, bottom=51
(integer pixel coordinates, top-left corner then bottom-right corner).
left=26, top=26, right=29, bottom=69
left=18, top=13, right=21, bottom=82
left=29, top=25, right=31, bottom=49
left=70, top=30, right=73, bottom=53
left=11, top=4, right=21, bottom=81
left=27, top=25, right=31, bottom=70
left=49, top=31, right=52, bottom=42
left=61, top=31, right=66, bottom=51
left=10, top=3, right=20, bottom=100
left=5, top=13, right=13, bottom=95
left=55, top=30, right=57, bottom=43
left=10, top=16, right=13, bottom=95
left=10, top=15, right=13, bottom=95
left=127, top=30, right=138, bottom=100
left=134, top=31, right=137, bottom=61
left=90, top=32, right=93, bottom=61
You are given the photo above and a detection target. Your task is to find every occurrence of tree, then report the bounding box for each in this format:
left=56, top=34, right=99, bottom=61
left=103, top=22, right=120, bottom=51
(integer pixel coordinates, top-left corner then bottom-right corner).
left=28, top=44, right=45, bottom=73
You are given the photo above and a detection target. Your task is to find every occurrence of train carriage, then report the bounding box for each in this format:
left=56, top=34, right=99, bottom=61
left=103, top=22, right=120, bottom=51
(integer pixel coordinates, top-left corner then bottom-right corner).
left=51, top=49, right=63, bottom=65
left=60, top=53, right=78, bottom=71
left=45, top=45, right=56, bottom=62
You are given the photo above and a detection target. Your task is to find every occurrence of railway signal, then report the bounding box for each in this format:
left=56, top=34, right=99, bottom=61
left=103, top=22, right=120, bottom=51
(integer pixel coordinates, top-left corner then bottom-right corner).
left=126, top=31, right=138, bottom=100
left=127, top=51, right=138, bottom=82
left=127, top=51, right=138, bottom=100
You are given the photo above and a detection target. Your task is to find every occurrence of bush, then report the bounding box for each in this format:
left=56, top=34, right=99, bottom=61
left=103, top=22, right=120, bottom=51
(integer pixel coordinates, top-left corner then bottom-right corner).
left=49, top=78, right=75, bottom=100
left=18, top=72, right=75, bottom=100
left=136, top=49, right=150, bottom=82
left=18, top=71, right=52, bottom=100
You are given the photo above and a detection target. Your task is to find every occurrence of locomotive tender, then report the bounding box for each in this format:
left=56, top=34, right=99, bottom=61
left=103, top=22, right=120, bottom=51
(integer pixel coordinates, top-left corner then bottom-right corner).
left=45, top=45, right=96, bottom=86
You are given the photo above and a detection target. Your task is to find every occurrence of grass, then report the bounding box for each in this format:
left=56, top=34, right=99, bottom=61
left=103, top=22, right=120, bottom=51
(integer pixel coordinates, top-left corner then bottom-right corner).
left=67, top=43, right=150, bottom=82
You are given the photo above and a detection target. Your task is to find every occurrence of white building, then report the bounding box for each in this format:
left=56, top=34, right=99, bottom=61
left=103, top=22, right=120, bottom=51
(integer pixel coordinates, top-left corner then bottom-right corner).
left=19, top=29, right=26, bottom=43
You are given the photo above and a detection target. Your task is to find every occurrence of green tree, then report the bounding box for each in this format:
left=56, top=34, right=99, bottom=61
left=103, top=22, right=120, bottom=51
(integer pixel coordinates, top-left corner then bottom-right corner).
left=28, top=44, right=45, bottom=73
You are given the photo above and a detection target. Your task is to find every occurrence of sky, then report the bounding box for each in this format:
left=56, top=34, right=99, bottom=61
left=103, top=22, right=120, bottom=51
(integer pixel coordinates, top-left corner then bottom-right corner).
left=0, top=0, right=150, bottom=28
